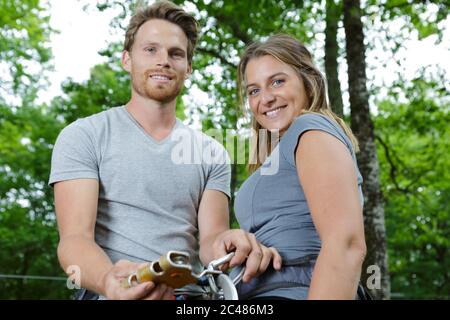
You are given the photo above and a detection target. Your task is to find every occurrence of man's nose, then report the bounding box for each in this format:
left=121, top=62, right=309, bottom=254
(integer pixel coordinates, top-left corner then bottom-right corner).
left=156, top=50, right=170, bottom=68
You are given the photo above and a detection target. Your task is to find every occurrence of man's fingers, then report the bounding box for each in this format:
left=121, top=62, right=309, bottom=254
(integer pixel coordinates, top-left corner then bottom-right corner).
left=123, top=282, right=175, bottom=300
left=162, top=287, right=175, bottom=300
left=140, top=284, right=167, bottom=300
left=114, top=260, right=148, bottom=278
left=122, top=281, right=155, bottom=300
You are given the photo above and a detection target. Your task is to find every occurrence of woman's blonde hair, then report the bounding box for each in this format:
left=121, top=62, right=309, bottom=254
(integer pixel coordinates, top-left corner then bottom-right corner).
left=237, top=34, right=359, bottom=172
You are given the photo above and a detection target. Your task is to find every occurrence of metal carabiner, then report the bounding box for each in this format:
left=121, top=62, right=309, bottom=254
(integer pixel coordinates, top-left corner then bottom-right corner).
left=207, top=252, right=245, bottom=285
left=203, top=252, right=245, bottom=300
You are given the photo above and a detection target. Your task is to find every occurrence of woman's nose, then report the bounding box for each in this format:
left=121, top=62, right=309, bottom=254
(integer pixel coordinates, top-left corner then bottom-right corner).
left=261, top=90, right=276, bottom=106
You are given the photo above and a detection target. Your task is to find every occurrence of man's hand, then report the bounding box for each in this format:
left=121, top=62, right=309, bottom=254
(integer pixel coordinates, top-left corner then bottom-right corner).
left=211, top=229, right=282, bottom=283
left=101, top=260, right=175, bottom=300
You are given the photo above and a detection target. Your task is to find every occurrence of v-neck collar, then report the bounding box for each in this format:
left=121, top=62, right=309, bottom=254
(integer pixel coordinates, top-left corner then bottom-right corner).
left=121, top=106, right=181, bottom=146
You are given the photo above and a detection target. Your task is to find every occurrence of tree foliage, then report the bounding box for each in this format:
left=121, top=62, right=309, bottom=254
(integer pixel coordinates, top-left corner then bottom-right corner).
left=375, top=71, right=449, bottom=298
left=0, top=0, right=53, bottom=99
left=0, top=0, right=448, bottom=299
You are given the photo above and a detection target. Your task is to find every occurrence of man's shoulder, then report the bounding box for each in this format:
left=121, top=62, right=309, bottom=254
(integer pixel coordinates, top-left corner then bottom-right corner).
left=77, top=106, right=124, bottom=125
left=61, top=106, right=124, bottom=134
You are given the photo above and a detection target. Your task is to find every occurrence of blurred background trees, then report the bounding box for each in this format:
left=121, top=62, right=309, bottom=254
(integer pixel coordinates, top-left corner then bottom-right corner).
left=0, top=0, right=448, bottom=299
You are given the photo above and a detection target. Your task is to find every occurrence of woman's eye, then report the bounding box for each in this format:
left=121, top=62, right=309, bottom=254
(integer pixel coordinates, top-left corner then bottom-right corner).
left=248, top=88, right=259, bottom=96
left=273, top=79, right=284, bottom=86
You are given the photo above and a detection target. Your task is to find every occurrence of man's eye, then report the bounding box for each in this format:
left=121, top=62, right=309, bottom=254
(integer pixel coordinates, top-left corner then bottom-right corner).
left=172, top=52, right=184, bottom=58
left=146, top=47, right=156, bottom=53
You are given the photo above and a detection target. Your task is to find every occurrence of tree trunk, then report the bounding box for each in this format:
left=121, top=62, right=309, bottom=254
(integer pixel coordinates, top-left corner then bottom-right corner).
left=343, top=0, right=390, bottom=299
left=229, top=163, right=237, bottom=224
left=325, top=0, right=344, bottom=117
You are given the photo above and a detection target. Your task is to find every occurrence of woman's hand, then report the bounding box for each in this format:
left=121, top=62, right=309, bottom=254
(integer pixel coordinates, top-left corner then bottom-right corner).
left=210, top=229, right=282, bottom=283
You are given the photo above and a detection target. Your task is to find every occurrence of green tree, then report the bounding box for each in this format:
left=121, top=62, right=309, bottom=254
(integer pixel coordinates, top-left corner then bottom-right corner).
left=0, top=0, right=71, bottom=299
left=2, top=0, right=447, bottom=299
left=325, top=0, right=345, bottom=117
left=0, top=102, right=70, bottom=298
left=343, top=0, right=390, bottom=299
left=375, top=71, right=449, bottom=299
left=0, top=0, right=53, bottom=99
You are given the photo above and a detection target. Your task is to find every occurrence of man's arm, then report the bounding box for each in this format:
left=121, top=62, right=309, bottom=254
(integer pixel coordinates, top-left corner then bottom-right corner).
left=198, top=189, right=282, bottom=283
left=54, top=179, right=173, bottom=299
left=55, top=179, right=112, bottom=294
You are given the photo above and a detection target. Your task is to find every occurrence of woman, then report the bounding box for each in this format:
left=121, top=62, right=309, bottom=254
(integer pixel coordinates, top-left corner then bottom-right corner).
left=233, top=34, right=368, bottom=300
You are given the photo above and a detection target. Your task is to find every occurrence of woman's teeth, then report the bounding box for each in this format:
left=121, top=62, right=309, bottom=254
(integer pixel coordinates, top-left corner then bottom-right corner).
left=265, top=106, right=284, bottom=118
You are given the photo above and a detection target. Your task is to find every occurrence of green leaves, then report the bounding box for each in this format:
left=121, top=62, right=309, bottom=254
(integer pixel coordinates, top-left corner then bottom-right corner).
left=0, top=0, right=53, bottom=97
left=0, top=0, right=448, bottom=299
left=375, top=74, right=450, bottom=299
left=0, top=0, right=69, bottom=298
left=51, top=61, right=131, bottom=124
left=0, top=101, right=71, bottom=298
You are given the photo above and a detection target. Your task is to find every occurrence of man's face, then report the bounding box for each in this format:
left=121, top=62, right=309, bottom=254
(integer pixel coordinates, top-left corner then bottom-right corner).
left=122, top=19, right=191, bottom=104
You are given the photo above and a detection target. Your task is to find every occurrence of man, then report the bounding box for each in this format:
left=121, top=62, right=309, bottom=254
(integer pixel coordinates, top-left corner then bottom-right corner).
left=49, top=1, right=281, bottom=300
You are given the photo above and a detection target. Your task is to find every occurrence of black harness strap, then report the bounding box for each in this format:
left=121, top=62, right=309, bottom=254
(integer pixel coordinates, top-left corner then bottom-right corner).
left=237, top=254, right=318, bottom=300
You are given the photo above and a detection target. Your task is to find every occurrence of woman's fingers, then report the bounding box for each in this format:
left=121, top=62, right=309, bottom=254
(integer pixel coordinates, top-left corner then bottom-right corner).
left=242, top=233, right=264, bottom=282
left=270, top=247, right=283, bottom=270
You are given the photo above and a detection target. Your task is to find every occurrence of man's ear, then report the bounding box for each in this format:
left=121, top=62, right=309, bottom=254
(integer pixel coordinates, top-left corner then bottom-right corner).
left=122, top=50, right=131, bottom=72
left=185, top=64, right=192, bottom=79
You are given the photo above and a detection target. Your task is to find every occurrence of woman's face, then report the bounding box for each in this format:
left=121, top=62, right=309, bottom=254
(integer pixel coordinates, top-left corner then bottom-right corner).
left=245, top=55, right=309, bottom=135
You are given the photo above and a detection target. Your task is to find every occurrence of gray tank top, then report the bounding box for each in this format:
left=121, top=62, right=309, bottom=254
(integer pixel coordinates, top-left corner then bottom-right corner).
left=233, top=113, right=364, bottom=298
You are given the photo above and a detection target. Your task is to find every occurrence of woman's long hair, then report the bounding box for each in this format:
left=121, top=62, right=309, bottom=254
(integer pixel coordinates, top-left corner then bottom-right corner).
left=237, top=34, right=359, bottom=172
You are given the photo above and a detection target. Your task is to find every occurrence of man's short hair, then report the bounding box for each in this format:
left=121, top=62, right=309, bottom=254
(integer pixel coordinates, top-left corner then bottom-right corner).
left=124, top=1, right=199, bottom=64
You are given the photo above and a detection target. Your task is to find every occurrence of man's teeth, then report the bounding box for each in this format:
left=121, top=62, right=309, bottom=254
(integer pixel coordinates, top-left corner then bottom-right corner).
left=151, top=75, right=170, bottom=80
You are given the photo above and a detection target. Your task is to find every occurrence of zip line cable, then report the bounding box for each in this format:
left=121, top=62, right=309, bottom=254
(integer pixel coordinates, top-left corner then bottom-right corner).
left=0, top=274, right=67, bottom=281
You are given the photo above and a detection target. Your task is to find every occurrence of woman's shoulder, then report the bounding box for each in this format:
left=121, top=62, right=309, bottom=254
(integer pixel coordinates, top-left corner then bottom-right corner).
left=280, top=112, right=354, bottom=166
left=289, top=113, right=341, bottom=133
left=282, top=113, right=344, bottom=143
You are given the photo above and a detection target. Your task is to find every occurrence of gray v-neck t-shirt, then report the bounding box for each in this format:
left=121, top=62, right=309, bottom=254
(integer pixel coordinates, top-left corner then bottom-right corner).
left=49, top=106, right=230, bottom=270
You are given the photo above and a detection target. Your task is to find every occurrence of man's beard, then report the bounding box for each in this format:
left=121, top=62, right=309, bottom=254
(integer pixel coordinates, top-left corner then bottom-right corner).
left=132, top=70, right=184, bottom=104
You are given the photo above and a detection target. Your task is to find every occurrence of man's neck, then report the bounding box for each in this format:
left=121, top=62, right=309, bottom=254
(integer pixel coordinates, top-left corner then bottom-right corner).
left=125, top=94, right=178, bottom=142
